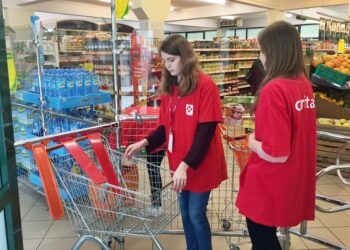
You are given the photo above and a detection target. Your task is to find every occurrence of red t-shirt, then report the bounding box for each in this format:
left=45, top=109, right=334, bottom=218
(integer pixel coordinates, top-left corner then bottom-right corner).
left=158, top=73, right=228, bottom=192
left=236, top=76, right=316, bottom=227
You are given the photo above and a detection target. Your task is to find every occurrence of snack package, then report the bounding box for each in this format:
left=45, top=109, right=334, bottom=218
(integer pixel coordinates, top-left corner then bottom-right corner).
left=224, top=104, right=245, bottom=125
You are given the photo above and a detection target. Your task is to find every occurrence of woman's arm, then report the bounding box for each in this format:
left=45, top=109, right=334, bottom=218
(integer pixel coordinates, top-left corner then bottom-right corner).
left=183, top=121, right=217, bottom=169
left=248, top=133, right=288, bottom=163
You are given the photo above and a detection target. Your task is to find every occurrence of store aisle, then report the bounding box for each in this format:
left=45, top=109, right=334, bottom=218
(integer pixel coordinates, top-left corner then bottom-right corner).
left=19, top=173, right=350, bottom=250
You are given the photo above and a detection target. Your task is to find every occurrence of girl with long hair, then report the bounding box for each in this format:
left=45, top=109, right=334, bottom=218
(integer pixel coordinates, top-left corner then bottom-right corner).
left=126, top=34, right=227, bottom=250
left=236, top=21, right=317, bottom=250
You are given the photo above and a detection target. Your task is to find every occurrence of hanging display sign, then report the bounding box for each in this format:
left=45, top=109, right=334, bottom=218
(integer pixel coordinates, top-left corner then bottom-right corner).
left=319, top=18, right=350, bottom=43
left=115, top=0, right=129, bottom=19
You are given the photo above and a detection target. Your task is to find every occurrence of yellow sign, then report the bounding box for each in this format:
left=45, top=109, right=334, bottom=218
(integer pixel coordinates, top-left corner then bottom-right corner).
left=7, top=51, right=17, bottom=92
left=115, top=0, right=129, bottom=19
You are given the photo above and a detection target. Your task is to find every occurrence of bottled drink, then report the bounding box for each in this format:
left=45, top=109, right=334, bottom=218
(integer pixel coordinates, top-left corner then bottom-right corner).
left=75, top=70, right=85, bottom=96
left=83, top=71, right=92, bottom=95
left=91, top=70, right=100, bottom=93
left=32, top=70, right=39, bottom=93
left=66, top=69, right=75, bottom=96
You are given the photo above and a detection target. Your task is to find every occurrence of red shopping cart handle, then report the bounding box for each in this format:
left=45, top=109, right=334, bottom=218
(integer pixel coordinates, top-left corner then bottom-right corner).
left=87, top=133, right=120, bottom=189
left=60, top=137, right=107, bottom=185
left=31, top=144, right=64, bottom=220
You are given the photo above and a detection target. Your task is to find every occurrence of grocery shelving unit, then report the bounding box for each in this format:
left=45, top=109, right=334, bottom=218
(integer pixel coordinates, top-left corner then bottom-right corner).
left=193, top=46, right=259, bottom=96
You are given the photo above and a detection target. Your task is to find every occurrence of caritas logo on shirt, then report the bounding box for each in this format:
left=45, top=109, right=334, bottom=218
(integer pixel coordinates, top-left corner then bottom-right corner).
left=295, top=96, right=315, bottom=111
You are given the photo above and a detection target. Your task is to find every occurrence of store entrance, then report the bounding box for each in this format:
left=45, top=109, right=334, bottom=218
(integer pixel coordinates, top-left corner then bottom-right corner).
left=0, top=1, right=23, bottom=249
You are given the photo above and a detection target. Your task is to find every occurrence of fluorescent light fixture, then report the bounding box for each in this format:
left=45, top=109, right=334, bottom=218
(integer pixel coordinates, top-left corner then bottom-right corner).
left=220, top=15, right=235, bottom=20
left=316, top=11, right=348, bottom=22
left=129, top=1, right=132, bottom=6
left=285, top=13, right=293, bottom=18
left=306, top=19, right=320, bottom=23
left=200, top=0, right=226, bottom=5
left=170, top=6, right=175, bottom=12
left=99, top=0, right=110, bottom=2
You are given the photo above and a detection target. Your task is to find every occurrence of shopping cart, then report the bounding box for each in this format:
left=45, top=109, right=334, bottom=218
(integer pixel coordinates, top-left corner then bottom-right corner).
left=220, top=123, right=251, bottom=172
left=24, top=132, right=179, bottom=250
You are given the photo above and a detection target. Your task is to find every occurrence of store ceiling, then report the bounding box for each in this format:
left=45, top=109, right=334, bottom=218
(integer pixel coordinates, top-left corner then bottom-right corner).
left=68, top=0, right=233, bottom=10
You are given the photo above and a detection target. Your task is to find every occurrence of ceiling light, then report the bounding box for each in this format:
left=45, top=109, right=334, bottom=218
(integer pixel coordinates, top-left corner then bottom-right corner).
left=285, top=13, right=293, bottom=18
left=170, top=6, right=175, bottom=12
left=200, top=0, right=226, bottom=5
left=221, top=15, right=235, bottom=20
left=306, top=19, right=320, bottom=23
left=129, top=1, right=132, bottom=6
left=99, top=0, right=110, bottom=2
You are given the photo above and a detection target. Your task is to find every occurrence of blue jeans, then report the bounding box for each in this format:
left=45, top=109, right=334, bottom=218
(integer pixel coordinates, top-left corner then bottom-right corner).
left=179, top=190, right=212, bottom=250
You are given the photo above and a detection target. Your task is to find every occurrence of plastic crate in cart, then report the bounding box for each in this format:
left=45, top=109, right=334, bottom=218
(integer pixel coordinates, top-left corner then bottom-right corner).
left=20, top=91, right=112, bottom=110
left=314, top=64, right=350, bottom=87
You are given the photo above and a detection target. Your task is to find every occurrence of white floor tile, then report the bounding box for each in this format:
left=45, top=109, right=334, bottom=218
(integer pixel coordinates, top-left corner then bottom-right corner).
left=21, top=220, right=53, bottom=240
left=23, top=206, right=53, bottom=221
left=23, top=239, right=42, bottom=250
left=45, top=220, right=76, bottom=238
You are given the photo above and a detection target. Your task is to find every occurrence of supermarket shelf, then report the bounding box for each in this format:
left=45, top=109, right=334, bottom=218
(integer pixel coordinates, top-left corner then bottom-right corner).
left=96, top=70, right=114, bottom=75
left=83, top=51, right=130, bottom=56
left=59, top=59, right=86, bottom=63
left=204, top=69, right=240, bottom=74
left=216, top=80, right=240, bottom=85
left=314, top=49, right=334, bottom=52
left=194, top=48, right=260, bottom=52
left=83, top=51, right=112, bottom=55
left=220, top=90, right=239, bottom=97
left=237, top=84, right=251, bottom=89
left=237, top=75, right=246, bottom=78
left=199, top=57, right=257, bottom=62
left=59, top=50, right=85, bottom=53
left=95, top=70, right=130, bottom=76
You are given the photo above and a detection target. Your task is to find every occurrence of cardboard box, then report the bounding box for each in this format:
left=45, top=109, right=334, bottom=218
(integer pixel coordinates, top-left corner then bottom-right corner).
left=316, top=95, right=350, bottom=119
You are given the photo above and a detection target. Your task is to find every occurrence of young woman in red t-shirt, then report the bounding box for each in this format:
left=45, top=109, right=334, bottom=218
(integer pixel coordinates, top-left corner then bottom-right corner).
left=126, top=35, right=227, bottom=250
left=235, top=21, right=316, bottom=250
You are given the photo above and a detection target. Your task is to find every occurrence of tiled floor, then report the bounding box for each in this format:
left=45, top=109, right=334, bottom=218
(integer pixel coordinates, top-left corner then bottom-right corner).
left=18, top=173, right=350, bottom=250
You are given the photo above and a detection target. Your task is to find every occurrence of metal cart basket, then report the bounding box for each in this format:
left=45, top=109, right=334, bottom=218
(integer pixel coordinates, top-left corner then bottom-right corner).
left=26, top=132, right=179, bottom=250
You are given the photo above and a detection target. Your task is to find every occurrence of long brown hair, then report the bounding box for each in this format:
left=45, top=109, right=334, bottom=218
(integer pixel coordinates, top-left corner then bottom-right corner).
left=159, top=35, right=200, bottom=96
left=252, top=21, right=307, bottom=112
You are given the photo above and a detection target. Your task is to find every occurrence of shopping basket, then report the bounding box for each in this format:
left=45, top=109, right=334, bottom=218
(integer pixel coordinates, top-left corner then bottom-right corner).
left=219, top=123, right=251, bottom=171
left=29, top=132, right=179, bottom=250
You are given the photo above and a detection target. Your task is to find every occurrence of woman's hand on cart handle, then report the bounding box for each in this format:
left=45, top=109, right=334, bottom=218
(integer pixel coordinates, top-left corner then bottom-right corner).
left=125, top=139, right=149, bottom=160
left=172, top=161, right=189, bottom=192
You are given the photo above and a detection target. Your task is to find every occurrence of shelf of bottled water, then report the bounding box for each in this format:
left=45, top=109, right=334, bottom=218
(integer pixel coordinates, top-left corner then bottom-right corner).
left=22, top=68, right=112, bottom=110
left=32, top=68, right=100, bottom=97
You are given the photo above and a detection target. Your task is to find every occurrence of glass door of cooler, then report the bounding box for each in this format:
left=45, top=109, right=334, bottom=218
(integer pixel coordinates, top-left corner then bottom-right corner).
left=0, top=1, right=23, bottom=249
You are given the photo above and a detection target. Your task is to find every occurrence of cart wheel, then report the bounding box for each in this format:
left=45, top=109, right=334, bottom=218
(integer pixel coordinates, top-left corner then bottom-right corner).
left=222, top=218, right=231, bottom=231
left=106, top=237, right=125, bottom=250
left=229, top=243, right=240, bottom=250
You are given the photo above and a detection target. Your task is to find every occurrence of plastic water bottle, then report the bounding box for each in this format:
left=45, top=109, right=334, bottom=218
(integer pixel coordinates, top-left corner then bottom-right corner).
left=91, top=70, right=100, bottom=93
left=75, top=69, right=85, bottom=96
left=57, top=70, right=67, bottom=97
left=83, top=71, right=92, bottom=95
left=32, top=70, right=39, bottom=93
left=66, top=69, right=75, bottom=96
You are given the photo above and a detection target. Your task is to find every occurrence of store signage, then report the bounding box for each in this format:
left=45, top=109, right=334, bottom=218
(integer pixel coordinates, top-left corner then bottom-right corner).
left=80, top=96, right=103, bottom=105
left=319, top=18, right=350, bottom=43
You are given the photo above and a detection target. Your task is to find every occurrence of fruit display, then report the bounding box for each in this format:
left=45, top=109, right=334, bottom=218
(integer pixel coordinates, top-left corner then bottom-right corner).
left=317, top=118, right=350, bottom=127
left=314, top=92, right=349, bottom=107
left=312, top=54, right=350, bottom=76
